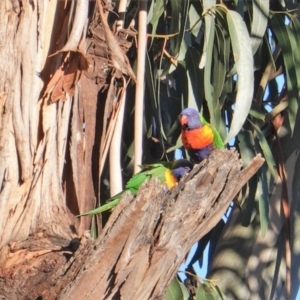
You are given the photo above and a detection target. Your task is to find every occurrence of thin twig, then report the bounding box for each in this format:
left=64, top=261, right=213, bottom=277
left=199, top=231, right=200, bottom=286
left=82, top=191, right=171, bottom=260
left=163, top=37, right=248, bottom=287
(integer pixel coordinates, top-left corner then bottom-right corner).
left=133, top=0, right=147, bottom=173
left=109, top=80, right=126, bottom=196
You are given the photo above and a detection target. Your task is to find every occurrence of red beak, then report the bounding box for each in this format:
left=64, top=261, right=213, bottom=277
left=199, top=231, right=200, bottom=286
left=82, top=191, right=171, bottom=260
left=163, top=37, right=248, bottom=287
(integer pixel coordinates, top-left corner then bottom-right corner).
left=180, top=115, right=188, bottom=125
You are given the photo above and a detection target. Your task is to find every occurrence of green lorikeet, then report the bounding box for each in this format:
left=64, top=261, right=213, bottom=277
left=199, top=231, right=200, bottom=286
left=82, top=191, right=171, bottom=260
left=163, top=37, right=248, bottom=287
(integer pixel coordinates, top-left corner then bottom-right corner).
left=180, top=107, right=224, bottom=163
left=80, top=159, right=193, bottom=216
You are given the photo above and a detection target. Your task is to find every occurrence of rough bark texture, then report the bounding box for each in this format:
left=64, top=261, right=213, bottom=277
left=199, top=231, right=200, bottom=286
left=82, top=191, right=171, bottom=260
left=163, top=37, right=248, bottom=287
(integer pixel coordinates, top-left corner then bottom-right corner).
left=0, top=149, right=262, bottom=300
left=0, top=0, right=135, bottom=252
left=0, top=0, right=82, bottom=253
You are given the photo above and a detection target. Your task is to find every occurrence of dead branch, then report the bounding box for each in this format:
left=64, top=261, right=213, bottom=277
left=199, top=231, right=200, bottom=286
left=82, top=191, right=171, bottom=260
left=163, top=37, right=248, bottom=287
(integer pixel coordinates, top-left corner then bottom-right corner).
left=58, top=149, right=264, bottom=300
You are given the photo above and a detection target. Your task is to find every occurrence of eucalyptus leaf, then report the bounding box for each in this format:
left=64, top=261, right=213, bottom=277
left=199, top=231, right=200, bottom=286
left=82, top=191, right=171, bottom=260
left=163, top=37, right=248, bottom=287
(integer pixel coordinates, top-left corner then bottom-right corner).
left=170, top=0, right=189, bottom=57
left=238, top=129, right=258, bottom=225
left=224, top=10, right=254, bottom=144
left=195, top=284, right=206, bottom=300
left=195, top=283, right=215, bottom=300
left=248, top=119, right=278, bottom=179
left=185, top=48, right=205, bottom=109
left=189, top=4, right=202, bottom=37
left=203, top=15, right=216, bottom=126
left=149, top=0, right=165, bottom=44
left=270, top=13, right=299, bottom=135
left=249, top=108, right=265, bottom=121
left=256, top=164, right=269, bottom=237
left=214, top=285, right=228, bottom=300
left=213, top=24, right=227, bottom=102
left=165, top=276, right=189, bottom=300
left=265, top=101, right=288, bottom=122
left=199, top=0, right=217, bottom=69
left=166, top=135, right=183, bottom=153
left=250, top=0, right=269, bottom=55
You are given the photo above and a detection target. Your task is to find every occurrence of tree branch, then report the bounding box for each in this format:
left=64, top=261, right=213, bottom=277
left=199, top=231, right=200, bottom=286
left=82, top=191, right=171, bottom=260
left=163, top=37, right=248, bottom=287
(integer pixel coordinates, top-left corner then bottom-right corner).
left=59, top=149, right=264, bottom=299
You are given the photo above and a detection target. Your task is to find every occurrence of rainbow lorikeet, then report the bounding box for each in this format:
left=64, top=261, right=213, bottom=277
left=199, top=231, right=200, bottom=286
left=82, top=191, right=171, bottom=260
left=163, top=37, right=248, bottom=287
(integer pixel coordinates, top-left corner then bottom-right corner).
left=180, top=107, right=224, bottom=163
left=80, top=159, right=193, bottom=216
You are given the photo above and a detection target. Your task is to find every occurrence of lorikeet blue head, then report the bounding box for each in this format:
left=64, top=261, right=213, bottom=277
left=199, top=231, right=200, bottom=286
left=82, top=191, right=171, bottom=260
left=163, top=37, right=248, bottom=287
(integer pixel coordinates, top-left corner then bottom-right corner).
left=180, top=108, right=202, bottom=130
left=170, top=159, right=193, bottom=181
left=171, top=159, right=193, bottom=182
left=165, top=159, right=193, bottom=189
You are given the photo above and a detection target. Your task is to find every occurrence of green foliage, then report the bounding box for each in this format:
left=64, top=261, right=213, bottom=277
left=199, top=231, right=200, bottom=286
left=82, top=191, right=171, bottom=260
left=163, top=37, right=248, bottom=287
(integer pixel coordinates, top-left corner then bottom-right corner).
left=165, top=277, right=189, bottom=300
left=196, top=282, right=228, bottom=300
left=270, top=13, right=300, bottom=134
left=129, top=0, right=300, bottom=240
left=165, top=275, right=228, bottom=300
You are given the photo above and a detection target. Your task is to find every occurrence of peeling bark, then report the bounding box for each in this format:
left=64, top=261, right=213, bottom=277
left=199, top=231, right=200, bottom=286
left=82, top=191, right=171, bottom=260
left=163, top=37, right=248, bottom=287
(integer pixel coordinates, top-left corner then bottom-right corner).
left=0, top=0, right=137, bottom=249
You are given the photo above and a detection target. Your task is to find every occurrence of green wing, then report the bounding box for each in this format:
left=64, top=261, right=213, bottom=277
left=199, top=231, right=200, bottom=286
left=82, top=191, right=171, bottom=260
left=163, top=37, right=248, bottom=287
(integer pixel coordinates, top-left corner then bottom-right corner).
left=126, top=163, right=168, bottom=193
left=78, top=163, right=168, bottom=216
left=200, top=114, right=225, bottom=148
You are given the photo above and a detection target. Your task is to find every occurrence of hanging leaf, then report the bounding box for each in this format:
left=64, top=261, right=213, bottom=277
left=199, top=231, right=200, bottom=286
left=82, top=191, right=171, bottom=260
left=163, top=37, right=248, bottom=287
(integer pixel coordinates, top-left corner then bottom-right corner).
left=150, top=0, right=165, bottom=33
left=170, top=0, right=190, bottom=57
left=240, top=175, right=258, bottom=226
left=185, top=48, right=205, bottom=109
left=250, top=0, right=269, bottom=55
left=249, top=107, right=265, bottom=121
left=213, top=23, right=227, bottom=102
left=199, top=0, right=217, bottom=69
left=202, top=15, right=216, bottom=126
left=196, top=283, right=214, bottom=300
left=237, top=128, right=258, bottom=224
left=166, top=135, right=183, bottom=153
left=256, top=164, right=269, bottom=237
left=224, top=10, right=254, bottom=144
left=248, top=119, right=278, bottom=179
left=270, top=13, right=300, bottom=135
left=165, top=276, right=189, bottom=300
left=188, top=4, right=202, bottom=37
left=196, top=281, right=228, bottom=300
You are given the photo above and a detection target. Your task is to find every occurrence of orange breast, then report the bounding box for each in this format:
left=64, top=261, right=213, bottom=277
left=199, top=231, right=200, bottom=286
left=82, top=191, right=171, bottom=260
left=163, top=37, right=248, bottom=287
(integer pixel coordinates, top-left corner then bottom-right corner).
left=181, top=125, right=214, bottom=149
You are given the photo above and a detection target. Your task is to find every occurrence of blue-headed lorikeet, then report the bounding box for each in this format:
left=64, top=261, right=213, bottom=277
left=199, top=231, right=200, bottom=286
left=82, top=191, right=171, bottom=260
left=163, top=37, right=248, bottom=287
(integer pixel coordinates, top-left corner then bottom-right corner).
left=180, top=108, right=224, bottom=163
left=80, top=159, right=193, bottom=216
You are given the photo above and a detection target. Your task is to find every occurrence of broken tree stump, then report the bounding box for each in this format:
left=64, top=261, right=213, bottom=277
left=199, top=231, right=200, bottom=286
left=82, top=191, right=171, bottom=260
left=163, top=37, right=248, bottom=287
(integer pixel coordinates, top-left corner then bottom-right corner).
left=58, top=149, right=264, bottom=300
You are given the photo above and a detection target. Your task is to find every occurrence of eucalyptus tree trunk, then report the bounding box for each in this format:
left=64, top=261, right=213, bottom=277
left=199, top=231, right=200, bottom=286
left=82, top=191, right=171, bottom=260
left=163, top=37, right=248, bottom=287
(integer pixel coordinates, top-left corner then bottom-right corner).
left=0, top=0, right=119, bottom=249
left=0, top=0, right=76, bottom=249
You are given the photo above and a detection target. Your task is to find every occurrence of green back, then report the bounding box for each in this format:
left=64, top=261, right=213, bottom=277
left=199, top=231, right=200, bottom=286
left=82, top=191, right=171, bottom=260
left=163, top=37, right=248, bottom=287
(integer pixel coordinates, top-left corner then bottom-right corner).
left=126, top=163, right=169, bottom=195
